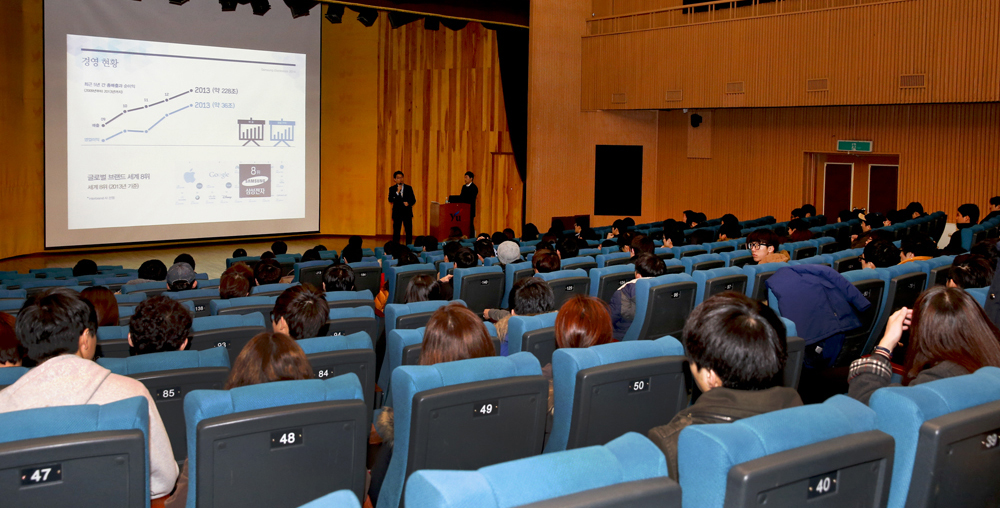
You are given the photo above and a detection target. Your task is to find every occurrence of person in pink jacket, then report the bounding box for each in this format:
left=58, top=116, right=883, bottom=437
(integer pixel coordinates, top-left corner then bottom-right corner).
left=0, top=288, right=178, bottom=500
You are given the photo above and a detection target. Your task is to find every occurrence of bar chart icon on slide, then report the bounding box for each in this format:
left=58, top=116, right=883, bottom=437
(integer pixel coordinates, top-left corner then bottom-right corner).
left=270, top=120, right=295, bottom=147
left=238, top=119, right=265, bottom=146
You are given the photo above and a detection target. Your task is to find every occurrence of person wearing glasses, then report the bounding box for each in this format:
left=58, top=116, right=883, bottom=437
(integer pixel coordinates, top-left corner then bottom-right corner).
left=745, top=229, right=789, bottom=265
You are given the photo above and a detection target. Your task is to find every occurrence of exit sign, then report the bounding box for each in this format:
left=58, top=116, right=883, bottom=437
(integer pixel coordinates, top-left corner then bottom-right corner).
left=837, top=140, right=872, bottom=152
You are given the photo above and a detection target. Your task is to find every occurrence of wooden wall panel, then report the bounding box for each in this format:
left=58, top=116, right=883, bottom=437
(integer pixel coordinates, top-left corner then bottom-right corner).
left=529, top=0, right=660, bottom=229
left=583, top=0, right=1000, bottom=110
left=376, top=22, right=518, bottom=238
left=656, top=104, right=1000, bottom=224
left=320, top=19, right=380, bottom=236
left=0, top=1, right=45, bottom=261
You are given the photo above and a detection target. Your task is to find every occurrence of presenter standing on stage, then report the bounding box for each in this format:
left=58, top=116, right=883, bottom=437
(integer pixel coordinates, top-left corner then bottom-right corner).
left=389, top=171, right=416, bottom=245
left=457, top=171, right=479, bottom=237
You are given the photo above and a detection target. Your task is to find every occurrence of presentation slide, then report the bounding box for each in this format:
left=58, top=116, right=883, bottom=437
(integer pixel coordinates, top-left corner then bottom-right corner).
left=44, top=0, right=321, bottom=248
left=67, top=35, right=306, bottom=230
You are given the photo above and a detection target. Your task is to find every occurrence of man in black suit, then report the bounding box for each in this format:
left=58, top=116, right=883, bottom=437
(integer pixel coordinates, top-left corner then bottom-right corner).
left=457, top=171, right=479, bottom=237
left=388, top=171, right=416, bottom=245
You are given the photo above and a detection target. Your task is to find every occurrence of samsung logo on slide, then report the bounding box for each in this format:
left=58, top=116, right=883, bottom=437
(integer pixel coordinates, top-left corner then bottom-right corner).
left=241, top=176, right=269, bottom=186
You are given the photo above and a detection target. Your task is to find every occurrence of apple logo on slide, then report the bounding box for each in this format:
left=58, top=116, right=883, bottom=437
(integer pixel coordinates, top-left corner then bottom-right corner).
left=184, top=170, right=195, bottom=183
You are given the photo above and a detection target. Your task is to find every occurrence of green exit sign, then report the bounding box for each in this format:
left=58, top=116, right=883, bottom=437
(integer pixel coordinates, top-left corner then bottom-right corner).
left=837, top=140, right=873, bottom=152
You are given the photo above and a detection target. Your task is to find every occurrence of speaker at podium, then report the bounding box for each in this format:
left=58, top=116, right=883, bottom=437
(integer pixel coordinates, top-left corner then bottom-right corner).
left=431, top=201, right=471, bottom=239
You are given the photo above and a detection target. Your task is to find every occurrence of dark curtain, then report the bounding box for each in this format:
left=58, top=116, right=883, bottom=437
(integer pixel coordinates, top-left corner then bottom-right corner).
left=490, top=26, right=529, bottom=183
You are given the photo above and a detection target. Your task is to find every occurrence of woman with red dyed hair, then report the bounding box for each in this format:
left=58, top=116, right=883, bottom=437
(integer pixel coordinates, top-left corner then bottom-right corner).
left=555, top=295, right=615, bottom=350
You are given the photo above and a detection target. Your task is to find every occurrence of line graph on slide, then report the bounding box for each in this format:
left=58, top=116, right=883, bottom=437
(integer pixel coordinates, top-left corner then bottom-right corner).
left=97, top=90, right=192, bottom=142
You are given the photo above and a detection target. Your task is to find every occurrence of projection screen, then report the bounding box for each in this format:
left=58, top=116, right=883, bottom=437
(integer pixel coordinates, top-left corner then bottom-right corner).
left=44, top=0, right=321, bottom=248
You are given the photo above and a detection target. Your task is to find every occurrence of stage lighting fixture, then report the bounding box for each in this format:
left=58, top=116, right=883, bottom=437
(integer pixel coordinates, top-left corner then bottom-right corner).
left=168, top=0, right=190, bottom=5
left=237, top=0, right=250, bottom=3
left=284, top=0, right=317, bottom=18
left=325, top=4, right=344, bottom=24
left=220, top=0, right=238, bottom=11
left=250, top=0, right=271, bottom=15
left=441, top=18, right=468, bottom=31
left=355, top=8, right=378, bottom=27
left=424, top=17, right=440, bottom=31
left=388, top=12, right=420, bottom=29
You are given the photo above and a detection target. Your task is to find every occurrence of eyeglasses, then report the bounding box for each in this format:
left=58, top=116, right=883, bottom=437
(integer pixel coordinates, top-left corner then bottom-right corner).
left=747, top=243, right=770, bottom=250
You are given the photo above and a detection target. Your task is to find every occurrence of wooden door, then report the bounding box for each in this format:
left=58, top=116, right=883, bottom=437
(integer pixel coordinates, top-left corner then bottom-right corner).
left=868, top=165, right=899, bottom=215
left=823, top=163, right=853, bottom=217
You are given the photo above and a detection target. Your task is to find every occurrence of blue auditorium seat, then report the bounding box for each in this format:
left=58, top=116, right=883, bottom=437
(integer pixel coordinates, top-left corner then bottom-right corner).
left=378, top=327, right=425, bottom=408
left=506, top=311, right=558, bottom=364
left=164, top=287, right=220, bottom=318
left=292, top=260, right=334, bottom=286
left=914, top=255, right=956, bottom=287
left=298, top=332, right=376, bottom=424
left=720, top=250, right=754, bottom=268
left=692, top=267, right=748, bottom=305
left=966, top=286, right=988, bottom=306
left=535, top=269, right=590, bottom=309
left=210, top=295, right=277, bottom=317
left=680, top=253, right=726, bottom=274
left=184, top=375, right=368, bottom=507
left=97, top=348, right=230, bottom=463
left=0, top=366, right=28, bottom=388
left=453, top=266, right=504, bottom=314
left=190, top=312, right=268, bottom=364
left=385, top=300, right=463, bottom=337
left=870, top=367, right=1000, bottom=508
left=326, top=306, right=378, bottom=340
left=622, top=274, right=697, bottom=342
left=298, top=490, right=362, bottom=508
left=559, top=255, right=598, bottom=274
left=835, top=269, right=889, bottom=367
left=385, top=263, right=437, bottom=304
left=742, top=262, right=789, bottom=302
left=250, top=282, right=296, bottom=297
left=678, top=395, right=893, bottom=508
left=868, top=263, right=929, bottom=355
left=378, top=354, right=548, bottom=508
left=346, top=261, right=382, bottom=295
left=595, top=252, right=631, bottom=268
left=672, top=245, right=708, bottom=258
left=325, top=290, right=375, bottom=310
left=404, top=433, right=679, bottom=508
left=589, top=264, right=635, bottom=303
left=547, top=337, right=686, bottom=453
left=0, top=397, right=151, bottom=506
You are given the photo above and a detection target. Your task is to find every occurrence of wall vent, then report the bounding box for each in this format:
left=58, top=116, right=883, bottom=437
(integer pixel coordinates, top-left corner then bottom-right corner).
left=664, top=90, right=683, bottom=102
left=725, top=81, right=745, bottom=94
left=806, top=78, right=829, bottom=92
left=900, top=74, right=926, bottom=88
left=611, top=93, right=627, bottom=104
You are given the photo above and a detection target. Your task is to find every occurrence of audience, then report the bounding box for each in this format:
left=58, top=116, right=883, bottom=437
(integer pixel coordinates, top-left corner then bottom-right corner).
left=610, top=253, right=667, bottom=340
left=173, top=253, right=196, bottom=271
left=947, top=255, right=994, bottom=289
left=475, top=238, right=496, bottom=262
left=522, top=223, right=540, bottom=241
left=224, top=261, right=256, bottom=288
left=898, top=233, right=938, bottom=264
left=647, top=292, right=800, bottom=481
left=370, top=304, right=495, bottom=504
left=323, top=263, right=356, bottom=292
left=271, top=284, right=329, bottom=340
left=848, top=286, right=1000, bottom=404
left=128, top=295, right=192, bottom=355
left=0, top=288, right=178, bottom=498
left=72, top=258, right=98, bottom=277
left=485, top=277, right=556, bottom=355
left=0, top=313, right=23, bottom=367
left=129, top=259, right=167, bottom=285
left=943, top=203, right=980, bottom=254
left=79, top=285, right=119, bottom=327
left=253, top=258, right=283, bottom=286
left=271, top=241, right=288, bottom=256
left=403, top=274, right=444, bottom=303
left=232, top=248, right=248, bottom=258
left=746, top=229, right=788, bottom=264
left=300, top=248, right=321, bottom=263
left=556, top=295, right=614, bottom=350
left=495, top=241, right=522, bottom=268
left=219, top=271, right=251, bottom=299
left=532, top=251, right=561, bottom=273
left=166, top=262, right=198, bottom=291
left=341, top=236, right=364, bottom=263
left=985, top=196, right=1000, bottom=223
left=860, top=240, right=901, bottom=269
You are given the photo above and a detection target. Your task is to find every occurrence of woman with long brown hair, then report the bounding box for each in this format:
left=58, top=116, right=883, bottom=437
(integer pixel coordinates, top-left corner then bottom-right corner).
left=848, top=286, right=1000, bottom=404
left=555, top=295, right=614, bottom=350
left=80, top=286, right=119, bottom=327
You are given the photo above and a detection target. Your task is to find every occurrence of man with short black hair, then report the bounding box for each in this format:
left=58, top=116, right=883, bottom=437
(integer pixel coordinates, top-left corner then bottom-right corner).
left=610, top=253, right=666, bottom=340
left=899, top=234, right=938, bottom=264
left=389, top=171, right=416, bottom=245
left=943, top=203, right=981, bottom=254
left=73, top=258, right=98, bottom=277
left=271, top=241, right=288, bottom=255
left=474, top=239, right=495, bottom=262
left=746, top=229, right=788, bottom=264
left=254, top=258, right=283, bottom=285
left=0, top=289, right=178, bottom=498
left=166, top=262, right=198, bottom=292
left=129, top=295, right=193, bottom=355
left=984, top=196, right=1000, bottom=223
left=484, top=277, right=556, bottom=355
left=323, top=264, right=356, bottom=292
left=556, top=236, right=580, bottom=259
left=647, top=292, right=801, bottom=481
left=860, top=240, right=901, bottom=269
left=605, top=219, right=627, bottom=240
left=627, top=235, right=655, bottom=257
left=948, top=255, right=994, bottom=289
left=272, top=284, right=330, bottom=340
left=532, top=251, right=561, bottom=274
left=125, top=258, right=167, bottom=286
left=457, top=171, right=479, bottom=237
left=173, top=253, right=196, bottom=271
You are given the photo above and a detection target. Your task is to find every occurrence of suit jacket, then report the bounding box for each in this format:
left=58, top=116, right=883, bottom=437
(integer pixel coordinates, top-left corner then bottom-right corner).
left=458, top=182, right=479, bottom=218
left=388, top=183, right=416, bottom=220
left=766, top=265, right=871, bottom=345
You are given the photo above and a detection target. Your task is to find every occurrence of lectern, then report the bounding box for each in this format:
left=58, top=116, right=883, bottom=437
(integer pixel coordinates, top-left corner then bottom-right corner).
left=430, top=202, right=471, bottom=239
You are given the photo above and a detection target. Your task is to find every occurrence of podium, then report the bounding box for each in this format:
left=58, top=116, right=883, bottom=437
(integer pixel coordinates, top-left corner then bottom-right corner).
left=430, top=202, right=471, bottom=239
